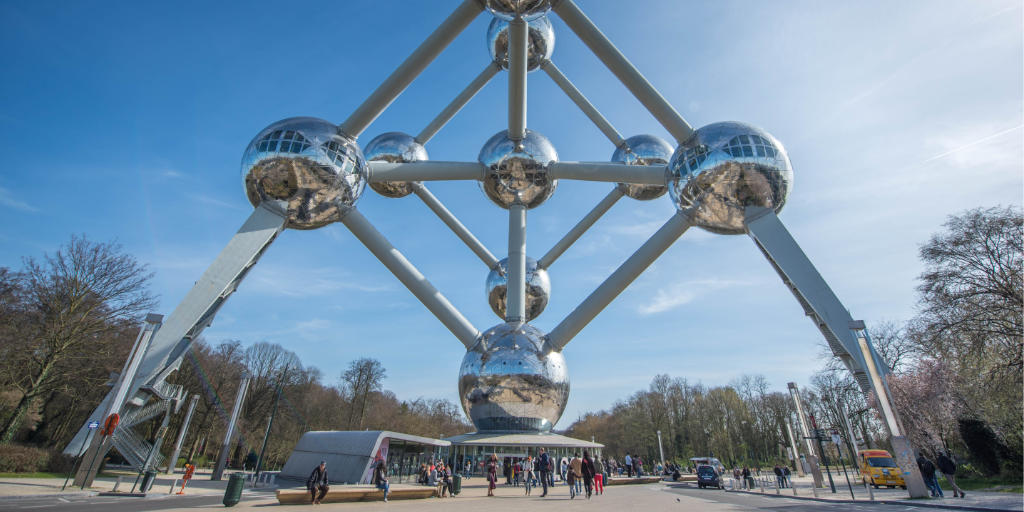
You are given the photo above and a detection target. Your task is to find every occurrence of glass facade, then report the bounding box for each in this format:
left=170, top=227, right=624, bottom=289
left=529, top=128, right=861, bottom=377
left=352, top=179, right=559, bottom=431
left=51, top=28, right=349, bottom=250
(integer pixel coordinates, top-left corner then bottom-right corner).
left=447, top=444, right=602, bottom=479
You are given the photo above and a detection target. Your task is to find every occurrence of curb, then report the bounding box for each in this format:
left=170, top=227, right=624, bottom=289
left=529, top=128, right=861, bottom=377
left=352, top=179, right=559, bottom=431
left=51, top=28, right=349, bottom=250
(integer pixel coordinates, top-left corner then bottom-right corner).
left=0, top=491, right=96, bottom=500
left=724, top=487, right=1019, bottom=512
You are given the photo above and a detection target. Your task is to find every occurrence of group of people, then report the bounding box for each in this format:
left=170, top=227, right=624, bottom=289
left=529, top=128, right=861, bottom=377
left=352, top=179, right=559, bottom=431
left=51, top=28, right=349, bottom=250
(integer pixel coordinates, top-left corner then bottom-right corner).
left=917, top=451, right=965, bottom=498
left=610, top=453, right=646, bottom=477
left=416, top=460, right=455, bottom=497
left=483, top=449, right=604, bottom=499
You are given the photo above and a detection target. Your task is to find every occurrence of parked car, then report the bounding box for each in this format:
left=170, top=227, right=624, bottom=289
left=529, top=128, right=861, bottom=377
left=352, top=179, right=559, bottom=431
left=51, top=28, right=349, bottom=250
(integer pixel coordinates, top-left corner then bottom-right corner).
left=858, top=449, right=906, bottom=489
left=696, top=464, right=722, bottom=489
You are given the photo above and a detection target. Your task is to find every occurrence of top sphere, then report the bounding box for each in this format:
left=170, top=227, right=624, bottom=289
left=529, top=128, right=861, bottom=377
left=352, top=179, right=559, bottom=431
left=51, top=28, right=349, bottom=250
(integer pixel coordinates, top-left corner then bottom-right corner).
left=485, top=0, right=551, bottom=21
left=667, top=122, right=792, bottom=235
left=612, top=134, right=673, bottom=200
left=478, top=129, right=559, bottom=209
left=487, top=16, right=554, bottom=71
left=242, top=117, right=367, bottom=230
left=364, top=132, right=428, bottom=198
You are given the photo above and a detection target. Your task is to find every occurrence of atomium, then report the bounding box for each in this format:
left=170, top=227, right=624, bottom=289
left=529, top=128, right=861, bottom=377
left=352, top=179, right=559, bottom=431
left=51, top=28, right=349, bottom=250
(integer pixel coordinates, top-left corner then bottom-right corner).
left=613, top=134, right=673, bottom=200
left=487, top=15, right=554, bottom=71
left=668, top=121, right=792, bottom=235
left=486, top=257, right=550, bottom=321
left=82, top=0, right=893, bottom=456
left=479, top=129, right=559, bottom=209
left=364, top=132, right=428, bottom=198
left=458, top=322, right=569, bottom=432
left=242, top=117, right=367, bottom=230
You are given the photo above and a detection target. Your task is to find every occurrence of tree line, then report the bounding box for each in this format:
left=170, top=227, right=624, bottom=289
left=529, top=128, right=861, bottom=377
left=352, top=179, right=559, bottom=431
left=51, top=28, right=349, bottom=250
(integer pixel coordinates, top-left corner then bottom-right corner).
left=566, top=206, right=1022, bottom=478
left=0, top=235, right=468, bottom=470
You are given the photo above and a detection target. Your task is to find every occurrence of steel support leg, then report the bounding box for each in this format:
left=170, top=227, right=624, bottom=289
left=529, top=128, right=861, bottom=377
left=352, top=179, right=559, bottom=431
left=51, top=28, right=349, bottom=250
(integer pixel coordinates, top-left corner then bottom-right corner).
left=547, top=211, right=692, bottom=350
left=339, top=0, right=484, bottom=138
left=538, top=187, right=623, bottom=269
left=549, top=161, right=666, bottom=184
left=341, top=209, right=480, bottom=348
left=418, top=63, right=501, bottom=144
left=507, top=204, right=528, bottom=322
left=412, top=182, right=499, bottom=269
left=367, top=161, right=486, bottom=182
left=508, top=17, right=528, bottom=140
left=541, top=60, right=624, bottom=147
left=552, top=0, right=693, bottom=143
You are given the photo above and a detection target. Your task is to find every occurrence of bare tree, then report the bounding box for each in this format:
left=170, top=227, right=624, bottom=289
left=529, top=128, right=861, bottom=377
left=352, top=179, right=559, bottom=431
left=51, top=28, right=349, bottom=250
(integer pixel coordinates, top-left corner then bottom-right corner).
left=341, top=358, right=386, bottom=429
left=0, top=236, right=154, bottom=443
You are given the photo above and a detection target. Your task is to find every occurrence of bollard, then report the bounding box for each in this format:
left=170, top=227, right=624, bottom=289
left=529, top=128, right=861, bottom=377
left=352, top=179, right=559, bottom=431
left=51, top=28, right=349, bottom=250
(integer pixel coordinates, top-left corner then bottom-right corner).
left=812, top=480, right=820, bottom=498
left=112, top=476, right=123, bottom=492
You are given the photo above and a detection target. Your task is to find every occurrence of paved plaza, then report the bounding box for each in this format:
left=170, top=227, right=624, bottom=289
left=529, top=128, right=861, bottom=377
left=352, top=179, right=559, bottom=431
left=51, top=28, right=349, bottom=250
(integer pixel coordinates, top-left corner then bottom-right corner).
left=1, top=471, right=1020, bottom=512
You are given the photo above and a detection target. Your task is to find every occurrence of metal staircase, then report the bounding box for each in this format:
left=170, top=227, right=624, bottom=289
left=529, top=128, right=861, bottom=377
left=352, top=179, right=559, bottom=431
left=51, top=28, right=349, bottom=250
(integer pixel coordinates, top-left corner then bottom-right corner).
left=110, top=418, right=165, bottom=470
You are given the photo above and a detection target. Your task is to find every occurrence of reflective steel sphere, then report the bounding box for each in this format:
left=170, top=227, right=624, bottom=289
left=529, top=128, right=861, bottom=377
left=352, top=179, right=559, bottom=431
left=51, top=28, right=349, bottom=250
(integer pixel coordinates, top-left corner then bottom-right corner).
left=485, top=0, right=551, bottom=21
left=479, top=129, right=558, bottom=209
left=364, top=132, right=428, bottom=198
left=459, top=322, right=569, bottom=432
left=667, top=122, right=792, bottom=235
left=242, top=117, right=367, bottom=230
left=487, top=16, right=554, bottom=71
left=486, top=257, right=550, bottom=321
left=612, top=134, right=673, bottom=200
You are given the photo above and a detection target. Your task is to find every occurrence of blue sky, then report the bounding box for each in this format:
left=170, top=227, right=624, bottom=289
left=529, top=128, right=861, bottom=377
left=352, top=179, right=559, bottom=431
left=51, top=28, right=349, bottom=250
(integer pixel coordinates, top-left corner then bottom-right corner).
left=0, top=0, right=1020, bottom=430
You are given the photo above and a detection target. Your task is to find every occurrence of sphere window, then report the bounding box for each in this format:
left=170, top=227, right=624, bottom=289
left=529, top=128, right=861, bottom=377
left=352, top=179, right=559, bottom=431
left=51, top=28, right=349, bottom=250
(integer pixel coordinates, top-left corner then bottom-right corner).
left=256, top=129, right=311, bottom=154
left=723, top=134, right=777, bottom=159
left=323, top=140, right=361, bottom=170
left=682, top=145, right=709, bottom=172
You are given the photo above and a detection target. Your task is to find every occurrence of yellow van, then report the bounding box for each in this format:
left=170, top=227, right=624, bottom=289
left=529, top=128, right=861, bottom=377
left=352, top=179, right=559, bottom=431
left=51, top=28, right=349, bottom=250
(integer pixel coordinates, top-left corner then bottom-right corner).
left=857, top=449, right=906, bottom=489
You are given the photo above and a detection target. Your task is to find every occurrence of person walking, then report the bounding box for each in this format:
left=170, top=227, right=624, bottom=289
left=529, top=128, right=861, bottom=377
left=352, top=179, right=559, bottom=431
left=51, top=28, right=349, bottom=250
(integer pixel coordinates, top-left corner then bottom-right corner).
left=371, top=460, right=390, bottom=503
left=593, top=457, right=605, bottom=495
left=936, top=451, right=965, bottom=498
left=567, top=455, right=580, bottom=499
left=523, top=456, right=535, bottom=496
left=635, top=456, right=644, bottom=478
left=916, top=453, right=943, bottom=497
left=773, top=464, right=784, bottom=488
left=486, top=454, right=499, bottom=497
left=572, top=454, right=584, bottom=495
left=537, top=448, right=551, bottom=497
left=742, top=466, right=752, bottom=490
left=560, top=457, right=569, bottom=485
left=624, top=453, right=633, bottom=478
left=307, top=460, right=329, bottom=505
left=582, top=451, right=596, bottom=499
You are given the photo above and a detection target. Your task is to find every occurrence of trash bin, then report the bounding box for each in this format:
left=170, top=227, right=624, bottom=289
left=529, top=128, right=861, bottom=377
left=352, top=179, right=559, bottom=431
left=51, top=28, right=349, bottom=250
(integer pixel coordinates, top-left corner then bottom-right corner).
left=140, top=470, right=157, bottom=493
left=223, top=473, right=245, bottom=507
left=451, top=473, right=462, bottom=495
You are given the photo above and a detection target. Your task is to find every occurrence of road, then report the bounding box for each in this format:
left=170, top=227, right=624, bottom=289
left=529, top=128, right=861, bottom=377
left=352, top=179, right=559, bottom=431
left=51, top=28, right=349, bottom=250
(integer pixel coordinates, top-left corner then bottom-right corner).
left=0, top=489, right=275, bottom=511
left=664, top=482, right=933, bottom=511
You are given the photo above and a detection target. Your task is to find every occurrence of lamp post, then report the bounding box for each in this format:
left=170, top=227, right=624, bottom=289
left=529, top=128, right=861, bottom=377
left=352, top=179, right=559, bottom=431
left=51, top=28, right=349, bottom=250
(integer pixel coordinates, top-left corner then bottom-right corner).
left=656, top=430, right=665, bottom=472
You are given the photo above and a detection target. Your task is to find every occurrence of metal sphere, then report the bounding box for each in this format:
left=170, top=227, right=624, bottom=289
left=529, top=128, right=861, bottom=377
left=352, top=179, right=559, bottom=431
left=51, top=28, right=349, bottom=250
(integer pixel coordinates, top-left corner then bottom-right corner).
left=364, top=132, right=428, bottom=198
left=487, top=16, right=554, bottom=72
left=458, top=322, right=569, bottom=432
left=242, top=117, right=367, bottom=230
left=485, top=257, right=550, bottom=321
left=478, top=129, right=558, bottom=209
left=612, top=134, right=673, bottom=200
left=667, top=121, right=792, bottom=235
left=485, top=0, right=551, bottom=21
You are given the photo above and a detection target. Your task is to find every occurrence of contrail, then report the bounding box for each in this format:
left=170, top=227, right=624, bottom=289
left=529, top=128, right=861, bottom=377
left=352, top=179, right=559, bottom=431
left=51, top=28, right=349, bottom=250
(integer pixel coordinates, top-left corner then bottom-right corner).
left=922, top=124, right=1023, bottom=164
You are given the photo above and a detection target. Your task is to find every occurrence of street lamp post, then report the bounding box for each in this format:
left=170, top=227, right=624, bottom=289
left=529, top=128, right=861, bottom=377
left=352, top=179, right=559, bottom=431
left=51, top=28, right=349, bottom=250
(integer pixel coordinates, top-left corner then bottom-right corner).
left=656, top=430, right=665, bottom=472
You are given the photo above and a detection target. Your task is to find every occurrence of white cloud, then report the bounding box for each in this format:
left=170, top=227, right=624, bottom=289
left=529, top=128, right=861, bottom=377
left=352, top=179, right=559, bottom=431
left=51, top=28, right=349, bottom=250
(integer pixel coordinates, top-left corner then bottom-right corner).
left=921, top=123, right=1022, bottom=169
left=162, top=169, right=186, bottom=179
left=0, top=187, right=37, bottom=212
left=637, top=278, right=750, bottom=315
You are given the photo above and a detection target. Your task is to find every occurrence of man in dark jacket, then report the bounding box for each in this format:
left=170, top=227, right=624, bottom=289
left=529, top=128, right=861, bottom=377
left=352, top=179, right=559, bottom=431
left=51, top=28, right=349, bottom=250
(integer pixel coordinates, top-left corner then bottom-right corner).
left=936, top=452, right=964, bottom=498
left=916, top=453, right=943, bottom=497
left=307, top=461, right=329, bottom=505
left=537, top=448, right=551, bottom=497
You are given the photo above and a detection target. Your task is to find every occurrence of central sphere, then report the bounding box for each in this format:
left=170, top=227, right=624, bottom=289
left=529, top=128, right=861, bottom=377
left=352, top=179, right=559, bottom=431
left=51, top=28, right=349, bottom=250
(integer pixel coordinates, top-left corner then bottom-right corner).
left=242, top=117, right=367, bottom=230
left=484, top=0, right=551, bottom=21
left=487, top=16, right=554, bottom=71
left=478, top=129, right=558, bottom=209
left=486, top=257, right=551, bottom=321
left=459, top=322, right=569, bottom=432
left=667, top=121, right=793, bottom=235
left=612, top=134, right=673, bottom=200
left=364, top=132, right=427, bottom=198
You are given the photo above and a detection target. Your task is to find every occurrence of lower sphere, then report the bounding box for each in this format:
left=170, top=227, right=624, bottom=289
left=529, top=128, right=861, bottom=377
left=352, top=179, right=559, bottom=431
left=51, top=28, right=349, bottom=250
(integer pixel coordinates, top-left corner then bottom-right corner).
left=486, top=257, right=550, bottom=321
left=478, top=129, right=558, bottom=209
left=458, top=322, right=568, bottom=432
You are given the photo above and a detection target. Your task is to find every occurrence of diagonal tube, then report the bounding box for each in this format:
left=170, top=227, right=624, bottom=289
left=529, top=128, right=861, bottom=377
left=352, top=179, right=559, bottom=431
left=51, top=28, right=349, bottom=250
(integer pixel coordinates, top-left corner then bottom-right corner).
left=508, top=17, right=529, bottom=141
left=547, top=211, right=692, bottom=350
left=411, top=182, right=499, bottom=269
left=541, top=60, right=624, bottom=147
left=339, top=0, right=484, bottom=138
left=417, top=63, right=501, bottom=144
left=538, top=187, right=623, bottom=269
left=368, top=161, right=486, bottom=182
left=552, top=0, right=694, bottom=143
left=341, top=208, right=480, bottom=349
left=506, top=203, right=528, bottom=322
left=549, top=161, right=666, bottom=184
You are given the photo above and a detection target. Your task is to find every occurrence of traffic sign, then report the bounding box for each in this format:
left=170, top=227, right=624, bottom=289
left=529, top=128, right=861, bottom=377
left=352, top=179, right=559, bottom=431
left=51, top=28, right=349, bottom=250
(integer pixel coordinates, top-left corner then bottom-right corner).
left=87, top=421, right=100, bottom=430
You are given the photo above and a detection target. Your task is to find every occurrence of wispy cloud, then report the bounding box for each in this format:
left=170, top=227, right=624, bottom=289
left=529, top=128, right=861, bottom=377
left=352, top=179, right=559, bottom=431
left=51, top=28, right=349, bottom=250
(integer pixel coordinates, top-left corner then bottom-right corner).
left=921, top=123, right=1023, bottom=167
left=0, top=187, right=37, bottom=212
left=248, top=265, right=392, bottom=297
left=637, top=278, right=750, bottom=315
left=162, top=169, right=186, bottom=179
left=189, top=194, right=247, bottom=211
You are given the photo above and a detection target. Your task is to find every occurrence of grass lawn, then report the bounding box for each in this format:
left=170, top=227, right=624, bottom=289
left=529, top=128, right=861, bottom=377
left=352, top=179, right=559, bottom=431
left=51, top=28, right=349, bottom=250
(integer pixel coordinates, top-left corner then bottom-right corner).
left=939, top=475, right=1023, bottom=494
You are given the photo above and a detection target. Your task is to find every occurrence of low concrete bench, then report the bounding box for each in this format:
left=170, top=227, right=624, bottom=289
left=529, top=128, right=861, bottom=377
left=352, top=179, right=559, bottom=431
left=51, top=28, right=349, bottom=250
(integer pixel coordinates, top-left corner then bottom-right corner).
left=606, top=476, right=664, bottom=486
left=276, top=485, right=436, bottom=504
